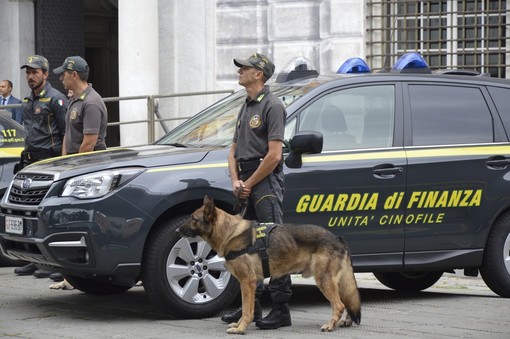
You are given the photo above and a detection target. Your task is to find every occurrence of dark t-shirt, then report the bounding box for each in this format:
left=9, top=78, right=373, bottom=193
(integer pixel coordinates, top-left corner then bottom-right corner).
left=64, top=85, right=107, bottom=154
left=233, top=86, right=286, bottom=162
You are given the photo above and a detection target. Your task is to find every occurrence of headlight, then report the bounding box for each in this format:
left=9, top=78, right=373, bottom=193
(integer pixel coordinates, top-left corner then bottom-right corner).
left=62, top=168, right=144, bottom=199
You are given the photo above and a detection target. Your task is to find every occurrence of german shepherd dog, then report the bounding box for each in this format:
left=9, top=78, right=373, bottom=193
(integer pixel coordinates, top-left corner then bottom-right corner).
left=177, top=196, right=361, bottom=334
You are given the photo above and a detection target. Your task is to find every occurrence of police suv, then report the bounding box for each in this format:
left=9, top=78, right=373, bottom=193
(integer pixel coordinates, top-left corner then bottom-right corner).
left=1, top=53, right=510, bottom=317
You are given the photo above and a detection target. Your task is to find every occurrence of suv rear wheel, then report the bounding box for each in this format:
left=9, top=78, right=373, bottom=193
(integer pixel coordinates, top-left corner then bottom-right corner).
left=480, top=213, right=510, bottom=297
left=373, top=271, right=443, bottom=291
left=142, top=215, right=239, bottom=318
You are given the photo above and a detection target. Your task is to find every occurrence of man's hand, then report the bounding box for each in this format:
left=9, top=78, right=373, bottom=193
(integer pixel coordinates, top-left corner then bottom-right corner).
left=233, top=180, right=251, bottom=199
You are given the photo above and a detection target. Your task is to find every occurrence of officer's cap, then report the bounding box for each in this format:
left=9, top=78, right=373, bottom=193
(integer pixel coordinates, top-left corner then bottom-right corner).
left=234, top=52, right=275, bottom=80
left=53, top=56, right=89, bottom=75
left=20, top=55, right=49, bottom=71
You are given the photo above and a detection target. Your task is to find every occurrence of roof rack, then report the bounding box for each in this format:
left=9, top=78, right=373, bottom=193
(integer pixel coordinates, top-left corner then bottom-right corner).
left=433, top=69, right=491, bottom=77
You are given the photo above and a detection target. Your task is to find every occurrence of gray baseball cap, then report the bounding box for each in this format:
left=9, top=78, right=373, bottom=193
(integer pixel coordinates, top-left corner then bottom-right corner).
left=20, top=55, right=49, bottom=71
left=234, top=52, right=275, bottom=79
left=53, top=56, right=89, bottom=74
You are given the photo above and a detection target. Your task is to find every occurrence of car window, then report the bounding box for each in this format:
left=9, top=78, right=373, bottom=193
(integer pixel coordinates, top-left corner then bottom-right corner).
left=409, top=85, right=493, bottom=146
left=296, top=85, right=395, bottom=151
left=487, top=86, right=510, bottom=138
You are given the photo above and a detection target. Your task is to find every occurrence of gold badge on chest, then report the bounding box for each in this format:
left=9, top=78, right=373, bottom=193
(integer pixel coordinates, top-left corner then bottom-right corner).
left=249, top=115, right=261, bottom=129
left=70, top=109, right=78, bottom=120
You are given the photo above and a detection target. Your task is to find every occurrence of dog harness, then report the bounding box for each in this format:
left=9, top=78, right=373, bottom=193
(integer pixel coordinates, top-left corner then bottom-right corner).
left=224, top=222, right=277, bottom=278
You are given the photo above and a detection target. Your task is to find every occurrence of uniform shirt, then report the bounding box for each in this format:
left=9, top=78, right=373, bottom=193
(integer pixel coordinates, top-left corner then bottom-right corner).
left=233, top=86, right=286, bottom=162
left=64, top=85, right=107, bottom=154
left=22, top=82, right=67, bottom=152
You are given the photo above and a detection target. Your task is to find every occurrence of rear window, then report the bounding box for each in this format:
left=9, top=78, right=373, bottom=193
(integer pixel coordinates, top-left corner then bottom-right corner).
left=409, top=85, right=494, bottom=146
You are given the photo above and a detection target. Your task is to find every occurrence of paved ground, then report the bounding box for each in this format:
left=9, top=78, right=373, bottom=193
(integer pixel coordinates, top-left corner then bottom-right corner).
left=0, top=267, right=508, bottom=339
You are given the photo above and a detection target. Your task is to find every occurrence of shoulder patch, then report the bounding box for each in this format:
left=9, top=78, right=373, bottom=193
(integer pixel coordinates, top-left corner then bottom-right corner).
left=39, top=98, right=51, bottom=103
left=57, top=99, right=64, bottom=106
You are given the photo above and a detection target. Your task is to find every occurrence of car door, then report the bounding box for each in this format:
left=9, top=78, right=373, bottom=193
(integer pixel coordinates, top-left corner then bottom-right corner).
left=402, top=82, right=509, bottom=265
left=283, top=83, right=407, bottom=269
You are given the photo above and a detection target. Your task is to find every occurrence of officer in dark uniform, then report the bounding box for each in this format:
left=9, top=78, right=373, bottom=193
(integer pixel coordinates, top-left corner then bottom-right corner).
left=224, top=52, right=292, bottom=329
left=19, top=55, right=67, bottom=169
left=13, top=55, right=68, bottom=278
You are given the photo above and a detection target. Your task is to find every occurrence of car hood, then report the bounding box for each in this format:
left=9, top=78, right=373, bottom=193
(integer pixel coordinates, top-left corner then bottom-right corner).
left=21, top=145, right=215, bottom=180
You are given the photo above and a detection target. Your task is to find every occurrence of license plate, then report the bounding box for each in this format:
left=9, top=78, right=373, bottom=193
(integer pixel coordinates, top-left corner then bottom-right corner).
left=5, top=215, right=23, bottom=235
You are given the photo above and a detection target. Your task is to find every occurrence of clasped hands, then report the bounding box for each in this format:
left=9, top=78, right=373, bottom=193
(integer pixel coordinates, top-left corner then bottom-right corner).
left=233, top=180, right=251, bottom=199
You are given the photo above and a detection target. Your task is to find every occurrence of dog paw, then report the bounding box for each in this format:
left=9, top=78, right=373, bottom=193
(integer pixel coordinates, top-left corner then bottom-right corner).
left=226, top=327, right=246, bottom=335
left=338, top=312, right=353, bottom=327
left=338, top=318, right=353, bottom=328
left=135, top=280, right=143, bottom=287
left=227, top=322, right=237, bottom=328
left=320, top=321, right=336, bottom=332
left=49, top=280, right=74, bottom=290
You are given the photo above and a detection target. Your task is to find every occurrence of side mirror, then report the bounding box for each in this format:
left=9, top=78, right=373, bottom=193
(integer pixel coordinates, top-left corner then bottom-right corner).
left=284, top=131, right=323, bottom=168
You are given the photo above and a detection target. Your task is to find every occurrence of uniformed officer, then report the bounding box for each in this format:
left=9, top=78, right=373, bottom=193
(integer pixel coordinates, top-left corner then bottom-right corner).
left=19, top=55, right=68, bottom=167
left=53, top=56, right=107, bottom=155
left=224, top=52, right=292, bottom=329
left=13, top=55, right=68, bottom=278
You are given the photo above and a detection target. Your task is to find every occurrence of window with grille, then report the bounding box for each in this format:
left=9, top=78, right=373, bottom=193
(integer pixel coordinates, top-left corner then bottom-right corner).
left=366, top=0, right=509, bottom=78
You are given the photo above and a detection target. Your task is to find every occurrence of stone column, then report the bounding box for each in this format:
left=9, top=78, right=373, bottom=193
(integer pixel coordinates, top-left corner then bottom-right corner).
left=0, top=1, right=34, bottom=99
left=118, top=0, right=159, bottom=146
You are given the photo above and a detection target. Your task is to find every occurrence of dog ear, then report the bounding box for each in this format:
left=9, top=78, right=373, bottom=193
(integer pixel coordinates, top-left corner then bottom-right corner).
left=203, top=195, right=217, bottom=224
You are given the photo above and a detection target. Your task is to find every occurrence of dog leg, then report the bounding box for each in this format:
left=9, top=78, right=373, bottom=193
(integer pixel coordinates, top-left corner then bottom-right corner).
left=316, top=272, right=344, bottom=332
left=226, top=278, right=256, bottom=334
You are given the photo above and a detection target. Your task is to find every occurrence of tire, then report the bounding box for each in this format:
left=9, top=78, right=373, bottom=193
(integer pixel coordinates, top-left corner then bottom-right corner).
left=142, top=215, right=239, bottom=318
left=480, top=213, right=510, bottom=297
left=64, top=275, right=132, bottom=295
left=374, top=271, right=443, bottom=291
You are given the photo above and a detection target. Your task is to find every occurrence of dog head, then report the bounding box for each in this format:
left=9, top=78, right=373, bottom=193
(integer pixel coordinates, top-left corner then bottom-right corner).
left=176, top=195, right=218, bottom=239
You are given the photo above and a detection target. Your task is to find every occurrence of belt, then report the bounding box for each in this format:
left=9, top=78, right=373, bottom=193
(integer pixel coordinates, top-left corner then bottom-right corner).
left=236, top=158, right=262, bottom=173
left=24, top=149, right=55, bottom=161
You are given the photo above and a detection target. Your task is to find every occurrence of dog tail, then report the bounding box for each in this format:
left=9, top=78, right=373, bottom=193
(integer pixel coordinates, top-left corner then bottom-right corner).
left=339, top=262, right=361, bottom=325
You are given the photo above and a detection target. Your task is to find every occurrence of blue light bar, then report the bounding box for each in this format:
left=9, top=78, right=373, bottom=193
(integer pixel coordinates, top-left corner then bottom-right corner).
left=391, top=52, right=431, bottom=73
left=337, top=57, right=372, bottom=74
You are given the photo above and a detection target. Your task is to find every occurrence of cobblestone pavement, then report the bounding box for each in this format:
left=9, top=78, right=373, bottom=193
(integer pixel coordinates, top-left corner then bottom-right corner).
left=0, top=267, right=508, bottom=339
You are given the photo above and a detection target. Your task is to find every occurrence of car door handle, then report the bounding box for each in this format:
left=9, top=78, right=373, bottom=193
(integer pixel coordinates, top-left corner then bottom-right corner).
left=373, top=167, right=403, bottom=177
left=487, top=157, right=510, bottom=169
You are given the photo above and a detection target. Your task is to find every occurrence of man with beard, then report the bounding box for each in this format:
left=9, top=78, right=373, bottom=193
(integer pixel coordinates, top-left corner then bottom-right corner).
left=13, top=55, right=68, bottom=278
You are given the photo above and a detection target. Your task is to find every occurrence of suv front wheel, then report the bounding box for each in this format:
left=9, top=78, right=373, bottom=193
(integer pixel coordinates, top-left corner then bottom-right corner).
left=480, top=213, right=510, bottom=297
left=142, top=215, right=239, bottom=318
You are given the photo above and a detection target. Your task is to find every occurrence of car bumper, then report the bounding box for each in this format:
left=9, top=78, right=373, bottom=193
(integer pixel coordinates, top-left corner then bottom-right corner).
left=0, top=195, right=150, bottom=281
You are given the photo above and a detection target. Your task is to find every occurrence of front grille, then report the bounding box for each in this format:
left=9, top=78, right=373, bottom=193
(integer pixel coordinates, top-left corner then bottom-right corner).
left=8, top=173, right=55, bottom=206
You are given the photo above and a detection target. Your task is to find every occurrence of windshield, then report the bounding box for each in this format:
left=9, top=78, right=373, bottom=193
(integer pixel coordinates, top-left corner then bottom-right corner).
left=156, top=84, right=313, bottom=147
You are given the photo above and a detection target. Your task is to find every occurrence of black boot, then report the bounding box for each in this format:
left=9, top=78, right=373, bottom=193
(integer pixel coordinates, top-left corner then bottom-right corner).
left=221, top=299, right=262, bottom=323
left=33, top=269, right=51, bottom=278
left=14, top=263, right=37, bottom=276
left=255, top=303, right=292, bottom=329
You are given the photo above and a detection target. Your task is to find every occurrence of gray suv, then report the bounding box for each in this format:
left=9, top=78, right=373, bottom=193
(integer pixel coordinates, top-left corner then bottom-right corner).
left=1, top=53, right=510, bottom=318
